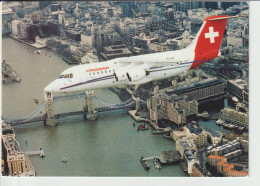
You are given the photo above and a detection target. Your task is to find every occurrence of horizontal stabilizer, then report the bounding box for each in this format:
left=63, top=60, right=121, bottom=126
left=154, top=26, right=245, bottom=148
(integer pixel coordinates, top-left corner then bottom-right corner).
left=208, top=15, right=244, bottom=21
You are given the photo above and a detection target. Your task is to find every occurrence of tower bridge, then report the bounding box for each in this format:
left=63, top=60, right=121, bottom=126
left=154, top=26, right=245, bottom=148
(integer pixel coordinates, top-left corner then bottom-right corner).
left=3, top=91, right=142, bottom=126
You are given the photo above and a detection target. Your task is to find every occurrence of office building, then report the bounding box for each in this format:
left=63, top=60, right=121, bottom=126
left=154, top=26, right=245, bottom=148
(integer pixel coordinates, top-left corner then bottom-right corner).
left=147, top=94, right=198, bottom=125
left=47, top=21, right=60, bottom=36
left=227, top=79, right=248, bottom=100
left=122, top=2, right=136, bottom=18
left=2, top=8, right=14, bottom=35
left=176, top=137, right=199, bottom=174
left=221, top=108, right=248, bottom=127
left=171, top=30, right=195, bottom=49
left=50, top=4, right=61, bottom=12
left=209, top=140, right=241, bottom=156
left=100, top=44, right=132, bottom=60
left=31, top=11, right=42, bottom=24
left=28, top=24, right=50, bottom=42
left=192, top=163, right=212, bottom=177
left=133, top=34, right=159, bottom=49
left=65, top=30, right=81, bottom=42
left=185, top=124, right=207, bottom=147
left=176, top=137, right=197, bottom=159
left=2, top=134, right=26, bottom=176
left=166, top=79, right=225, bottom=103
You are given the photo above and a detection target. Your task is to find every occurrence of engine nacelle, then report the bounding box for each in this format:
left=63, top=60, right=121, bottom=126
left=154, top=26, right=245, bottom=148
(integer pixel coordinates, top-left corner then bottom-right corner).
left=126, top=69, right=150, bottom=82
left=113, top=63, right=139, bottom=82
left=113, top=72, right=128, bottom=82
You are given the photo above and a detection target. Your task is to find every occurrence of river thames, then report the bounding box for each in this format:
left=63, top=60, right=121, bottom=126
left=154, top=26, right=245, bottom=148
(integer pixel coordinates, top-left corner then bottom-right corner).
left=2, top=37, right=187, bottom=177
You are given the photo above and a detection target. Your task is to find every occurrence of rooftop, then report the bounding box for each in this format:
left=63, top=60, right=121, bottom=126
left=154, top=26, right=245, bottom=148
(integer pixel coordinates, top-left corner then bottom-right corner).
left=1, top=123, right=14, bottom=135
left=228, top=79, right=248, bottom=90
left=208, top=155, right=226, bottom=160
left=186, top=124, right=203, bottom=135
left=184, top=149, right=196, bottom=160
left=193, top=163, right=212, bottom=177
left=178, top=137, right=197, bottom=150
left=166, top=79, right=222, bottom=96
left=2, top=134, right=23, bottom=156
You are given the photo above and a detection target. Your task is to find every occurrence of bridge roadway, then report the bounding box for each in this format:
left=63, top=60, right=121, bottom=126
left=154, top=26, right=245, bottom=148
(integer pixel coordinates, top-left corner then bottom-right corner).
left=3, top=92, right=147, bottom=126
left=4, top=100, right=136, bottom=126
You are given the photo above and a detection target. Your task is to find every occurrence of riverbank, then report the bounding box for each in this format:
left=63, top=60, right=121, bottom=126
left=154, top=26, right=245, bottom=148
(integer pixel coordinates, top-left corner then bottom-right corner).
left=9, top=35, right=46, bottom=49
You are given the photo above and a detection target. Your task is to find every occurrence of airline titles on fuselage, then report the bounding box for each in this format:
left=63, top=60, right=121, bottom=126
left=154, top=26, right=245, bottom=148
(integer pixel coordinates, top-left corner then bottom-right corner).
left=86, top=66, right=110, bottom=72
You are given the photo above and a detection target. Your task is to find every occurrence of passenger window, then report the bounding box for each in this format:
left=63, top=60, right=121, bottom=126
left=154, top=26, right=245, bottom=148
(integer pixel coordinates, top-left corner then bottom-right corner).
left=70, top=73, right=73, bottom=78
left=105, top=70, right=107, bottom=73
left=64, top=74, right=70, bottom=78
left=93, top=72, right=95, bottom=75
left=109, top=70, right=111, bottom=73
left=97, top=72, right=99, bottom=74
left=89, top=73, right=91, bottom=75
left=101, top=71, right=103, bottom=74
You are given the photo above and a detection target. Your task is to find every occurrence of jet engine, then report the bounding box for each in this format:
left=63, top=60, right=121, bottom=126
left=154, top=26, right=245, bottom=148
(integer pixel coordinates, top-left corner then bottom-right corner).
left=126, top=69, right=150, bottom=82
left=113, top=63, right=138, bottom=82
left=113, top=71, right=128, bottom=82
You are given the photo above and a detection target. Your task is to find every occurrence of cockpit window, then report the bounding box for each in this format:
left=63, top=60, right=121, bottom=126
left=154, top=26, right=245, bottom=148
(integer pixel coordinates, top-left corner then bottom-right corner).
left=58, top=75, right=64, bottom=79
left=58, top=73, right=73, bottom=79
left=64, top=74, right=70, bottom=78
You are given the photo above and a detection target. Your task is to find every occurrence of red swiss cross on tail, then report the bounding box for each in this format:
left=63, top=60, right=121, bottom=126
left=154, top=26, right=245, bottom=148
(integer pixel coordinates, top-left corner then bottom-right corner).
left=205, top=27, right=219, bottom=43
left=189, top=15, right=229, bottom=69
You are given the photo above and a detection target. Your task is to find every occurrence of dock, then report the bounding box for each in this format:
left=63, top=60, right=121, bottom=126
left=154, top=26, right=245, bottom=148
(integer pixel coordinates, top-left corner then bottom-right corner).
left=160, top=151, right=180, bottom=164
left=141, top=151, right=180, bottom=166
left=128, top=110, right=149, bottom=122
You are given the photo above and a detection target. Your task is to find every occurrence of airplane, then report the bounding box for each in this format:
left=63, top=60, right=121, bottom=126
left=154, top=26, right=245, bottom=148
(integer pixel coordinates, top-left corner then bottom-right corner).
left=44, top=15, right=240, bottom=94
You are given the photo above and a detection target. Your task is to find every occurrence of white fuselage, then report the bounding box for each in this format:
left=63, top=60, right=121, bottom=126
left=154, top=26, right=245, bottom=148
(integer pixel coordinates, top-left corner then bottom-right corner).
left=44, top=47, right=196, bottom=93
left=45, top=14, right=231, bottom=94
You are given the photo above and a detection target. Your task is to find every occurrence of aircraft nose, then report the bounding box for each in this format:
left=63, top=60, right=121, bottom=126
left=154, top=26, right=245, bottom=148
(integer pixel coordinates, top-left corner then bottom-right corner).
left=44, top=81, right=60, bottom=93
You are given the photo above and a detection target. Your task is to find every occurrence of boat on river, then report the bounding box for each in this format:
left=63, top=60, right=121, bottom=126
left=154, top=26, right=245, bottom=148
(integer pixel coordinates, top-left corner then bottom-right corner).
left=62, top=157, right=68, bottom=163
left=138, top=124, right=148, bottom=130
left=153, top=158, right=162, bottom=170
left=140, top=157, right=150, bottom=170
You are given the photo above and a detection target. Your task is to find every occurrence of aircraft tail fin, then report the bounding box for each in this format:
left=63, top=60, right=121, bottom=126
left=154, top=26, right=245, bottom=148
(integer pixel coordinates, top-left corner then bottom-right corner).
left=188, top=15, right=239, bottom=69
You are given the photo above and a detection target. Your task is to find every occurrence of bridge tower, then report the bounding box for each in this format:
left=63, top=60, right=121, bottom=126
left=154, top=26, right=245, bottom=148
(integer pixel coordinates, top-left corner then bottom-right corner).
left=83, top=90, right=98, bottom=120
left=135, top=97, right=141, bottom=111
left=132, top=95, right=141, bottom=111
left=44, top=92, right=58, bottom=126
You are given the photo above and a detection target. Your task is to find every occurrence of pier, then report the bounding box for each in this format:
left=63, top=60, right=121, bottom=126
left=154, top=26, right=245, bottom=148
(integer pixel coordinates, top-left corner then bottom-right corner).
left=142, top=156, right=160, bottom=161
left=25, top=149, right=45, bottom=157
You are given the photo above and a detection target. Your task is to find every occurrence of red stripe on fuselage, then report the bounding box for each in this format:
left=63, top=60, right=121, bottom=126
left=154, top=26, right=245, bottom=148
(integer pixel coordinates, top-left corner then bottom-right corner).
left=190, top=15, right=228, bottom=69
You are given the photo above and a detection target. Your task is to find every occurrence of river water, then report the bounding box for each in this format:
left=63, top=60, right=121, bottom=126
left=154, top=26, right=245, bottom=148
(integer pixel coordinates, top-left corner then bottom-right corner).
left=2, top=37, right=187, bottom=177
